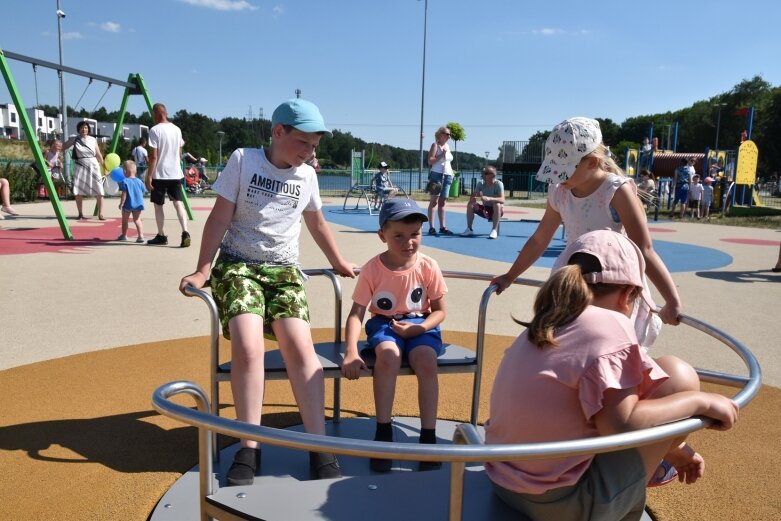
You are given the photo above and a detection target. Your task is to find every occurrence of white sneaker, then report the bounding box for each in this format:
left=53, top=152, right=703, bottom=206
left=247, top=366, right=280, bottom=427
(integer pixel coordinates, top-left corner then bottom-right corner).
left=461, top=228, right=473, bottom=236
left=488, top=229, right=498, bottom=239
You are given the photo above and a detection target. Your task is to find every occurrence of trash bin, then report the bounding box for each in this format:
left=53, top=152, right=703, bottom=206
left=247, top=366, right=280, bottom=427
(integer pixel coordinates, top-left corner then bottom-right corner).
left=449, top=172, right=460, bottom=198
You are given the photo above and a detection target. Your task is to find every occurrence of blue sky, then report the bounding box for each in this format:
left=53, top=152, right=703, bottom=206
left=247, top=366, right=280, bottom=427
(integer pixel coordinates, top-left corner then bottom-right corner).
left=3, top=0, right=779, bottom=158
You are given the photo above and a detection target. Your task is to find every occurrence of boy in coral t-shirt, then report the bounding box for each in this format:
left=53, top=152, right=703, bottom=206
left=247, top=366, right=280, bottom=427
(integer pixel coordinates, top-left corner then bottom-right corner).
left=342, top=198, right=448, bottom=472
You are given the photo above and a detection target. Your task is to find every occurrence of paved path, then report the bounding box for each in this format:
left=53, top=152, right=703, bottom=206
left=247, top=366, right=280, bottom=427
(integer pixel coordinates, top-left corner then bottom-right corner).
left=1, top=197, right=778, bottom=387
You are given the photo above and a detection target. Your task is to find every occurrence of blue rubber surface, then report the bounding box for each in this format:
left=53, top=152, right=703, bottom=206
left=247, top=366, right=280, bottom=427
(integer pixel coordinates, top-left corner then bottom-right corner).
left=324, top=206, right=733, bottom=273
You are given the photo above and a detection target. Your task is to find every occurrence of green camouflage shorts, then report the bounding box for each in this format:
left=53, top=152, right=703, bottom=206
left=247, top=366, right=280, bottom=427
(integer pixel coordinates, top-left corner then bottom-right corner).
left=210, top=259, right=309, bottom=340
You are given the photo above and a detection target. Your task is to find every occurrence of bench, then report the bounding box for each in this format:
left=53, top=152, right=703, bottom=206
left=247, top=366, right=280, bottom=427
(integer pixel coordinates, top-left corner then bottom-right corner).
left=342, top=184, right=409, bottom=215
left=184, top=269, right=494, bottom=429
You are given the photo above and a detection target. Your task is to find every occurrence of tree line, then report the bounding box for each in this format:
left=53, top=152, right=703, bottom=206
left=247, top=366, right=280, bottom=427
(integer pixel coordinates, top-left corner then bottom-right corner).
left=35, top=104, right=488, bottom=170
left=504, top=76, right=780, bottom=177
left=36, top=75, right=780, bottom=175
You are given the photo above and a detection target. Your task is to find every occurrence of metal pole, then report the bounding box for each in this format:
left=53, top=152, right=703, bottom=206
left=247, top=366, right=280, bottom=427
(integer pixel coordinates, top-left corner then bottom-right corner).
left=418, top=0, right=428, bottom=188
left=56, top=0, right=70, bottom=184
left=714, top=103, right=727, bottom=150
left=217, top=130, right=224, bottom=168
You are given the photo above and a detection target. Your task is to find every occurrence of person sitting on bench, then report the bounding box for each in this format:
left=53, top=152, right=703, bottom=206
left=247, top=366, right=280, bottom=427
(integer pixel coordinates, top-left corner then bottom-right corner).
left=372, top=161, right=398, bottom=209
left=461, top=165, right=504, bottom=239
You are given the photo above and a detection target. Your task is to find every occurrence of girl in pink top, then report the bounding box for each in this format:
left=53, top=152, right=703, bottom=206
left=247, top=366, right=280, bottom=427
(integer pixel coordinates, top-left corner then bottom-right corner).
left=492, top=118, right=682, bottom=347
left=485, top=230, right=738, bottom=520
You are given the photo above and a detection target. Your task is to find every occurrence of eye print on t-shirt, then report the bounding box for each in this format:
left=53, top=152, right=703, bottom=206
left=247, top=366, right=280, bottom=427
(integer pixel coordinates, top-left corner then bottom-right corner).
left=372, top=286, right=425, bottom=315
left=407, top=287, right=424, bottom=311
left=373, top=291, right=397, bottom=312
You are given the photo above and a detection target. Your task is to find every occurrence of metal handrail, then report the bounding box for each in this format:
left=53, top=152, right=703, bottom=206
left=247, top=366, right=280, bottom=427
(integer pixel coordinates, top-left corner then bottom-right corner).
left=183, top=270, right=525, bottom=427
left=161, top=272, right=761, bottom=521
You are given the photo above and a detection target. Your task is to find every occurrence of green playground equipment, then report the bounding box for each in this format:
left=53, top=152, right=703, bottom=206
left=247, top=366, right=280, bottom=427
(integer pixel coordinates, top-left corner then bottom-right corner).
left=0, top=48, right=194, bottom=240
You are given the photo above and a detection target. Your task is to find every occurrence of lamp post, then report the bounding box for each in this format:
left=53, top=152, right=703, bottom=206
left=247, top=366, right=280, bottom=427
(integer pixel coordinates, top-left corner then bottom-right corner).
left=484, top=151, right=489, bottom=167
left=217, top=131, right=225, bottom=168
left=417, top=0, right=428, bottom=187
left=56, top=1, right=70, bottom=184
left=714, top=102, right=728, bottom=150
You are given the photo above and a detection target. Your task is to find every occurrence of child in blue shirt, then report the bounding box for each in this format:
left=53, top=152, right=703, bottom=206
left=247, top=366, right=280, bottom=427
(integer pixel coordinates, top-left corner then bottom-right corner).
left=117, top=160, right=147, bottom=243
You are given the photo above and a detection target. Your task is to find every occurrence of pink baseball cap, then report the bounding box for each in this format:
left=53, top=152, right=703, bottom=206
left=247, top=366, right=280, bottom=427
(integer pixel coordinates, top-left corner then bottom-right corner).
left=560, top=229, right=657, bottom=310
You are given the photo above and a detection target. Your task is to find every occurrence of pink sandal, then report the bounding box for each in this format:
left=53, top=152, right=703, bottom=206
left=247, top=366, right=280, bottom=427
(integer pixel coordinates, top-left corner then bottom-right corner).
left=648, top=460, right=678, bottom=487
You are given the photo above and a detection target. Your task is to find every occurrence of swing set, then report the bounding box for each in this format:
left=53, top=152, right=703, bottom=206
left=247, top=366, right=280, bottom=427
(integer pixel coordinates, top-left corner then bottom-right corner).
left=0, top=48, right=194, bottom=240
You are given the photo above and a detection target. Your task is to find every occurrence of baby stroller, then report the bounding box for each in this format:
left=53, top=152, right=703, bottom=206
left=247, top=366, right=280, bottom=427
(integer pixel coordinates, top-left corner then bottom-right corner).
left=184, top=165, right=210, bottom=194
left=183, top=155, right=211, bottom=194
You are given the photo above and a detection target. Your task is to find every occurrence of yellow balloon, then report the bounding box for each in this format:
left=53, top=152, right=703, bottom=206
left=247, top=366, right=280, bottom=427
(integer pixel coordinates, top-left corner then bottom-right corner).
left=104, top=153, right=121, bottom=172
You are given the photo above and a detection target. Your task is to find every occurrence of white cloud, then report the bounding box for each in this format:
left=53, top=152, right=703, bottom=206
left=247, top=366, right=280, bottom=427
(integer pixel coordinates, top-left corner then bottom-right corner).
left=62, top=31, right=83, bottom=40
left=101, top=22, right=121, bottom=33
left=178, top=0, right=259, bottom=11
left=533, top=28, right=562, bottom=36
left=531, top=27, right=590, bottom=37
left=272, top=4, right=284, bottom=17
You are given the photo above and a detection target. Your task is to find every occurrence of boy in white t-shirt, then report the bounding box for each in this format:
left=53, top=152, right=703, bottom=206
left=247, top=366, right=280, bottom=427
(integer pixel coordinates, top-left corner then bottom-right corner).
left=179, top=99, right=357, bottom=485
left=342, top=198, right=448, bottom=472
left=687, top=174, right=704, bottom=220
left=701, top=177, right=714, bottom=221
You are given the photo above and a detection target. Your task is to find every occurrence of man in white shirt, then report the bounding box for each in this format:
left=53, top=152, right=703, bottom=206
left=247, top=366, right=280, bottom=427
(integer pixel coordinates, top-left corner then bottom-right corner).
left=146, top=103, right=190, bottom=247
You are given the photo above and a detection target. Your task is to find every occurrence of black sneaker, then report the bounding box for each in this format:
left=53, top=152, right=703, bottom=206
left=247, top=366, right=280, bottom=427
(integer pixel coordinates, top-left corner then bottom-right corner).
left=180, top=231, right=191, bottom=248
left=370, top=457, right=392, bottom=473
left=309, top=452, right=342, bottom=479
left=418, top=460, right=442, bottom=471
left=439, top=228, right=453, bottom=235
left=147, top=234, right=168, bottom=246
left=428, top=228, right=437, bottom=236
left=226, top=447, right=260, bottom=486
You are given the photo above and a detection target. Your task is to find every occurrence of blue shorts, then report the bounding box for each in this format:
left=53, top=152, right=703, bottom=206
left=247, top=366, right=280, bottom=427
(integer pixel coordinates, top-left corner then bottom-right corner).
left=364, top=316, right=443, bottom=356
left=674, top=184, right=689, bottom=204
left=428, top=172, right=453, bottom=199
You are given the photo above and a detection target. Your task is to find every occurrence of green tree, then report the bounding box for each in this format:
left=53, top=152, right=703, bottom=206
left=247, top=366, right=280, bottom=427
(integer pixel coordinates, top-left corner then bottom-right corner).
left=446, top=122, right=466, bottom=172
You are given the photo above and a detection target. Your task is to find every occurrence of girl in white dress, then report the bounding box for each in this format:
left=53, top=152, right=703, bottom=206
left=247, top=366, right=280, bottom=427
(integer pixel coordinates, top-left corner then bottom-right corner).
left=492, top=117, right=682, bottom=347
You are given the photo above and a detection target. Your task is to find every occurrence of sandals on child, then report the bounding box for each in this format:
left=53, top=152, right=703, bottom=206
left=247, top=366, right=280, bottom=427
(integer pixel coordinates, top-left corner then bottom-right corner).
left=648, top=459, right=678, bottom=487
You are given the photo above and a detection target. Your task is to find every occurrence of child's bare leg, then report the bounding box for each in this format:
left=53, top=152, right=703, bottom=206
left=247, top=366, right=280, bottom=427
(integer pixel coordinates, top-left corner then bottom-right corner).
left=120, top=211, right=129, bottom=236
left=637, top=355, right=702, bottom=482
left=132, top=210, right=144, bottom=238
left=664, top=442, right=704, bottom=484
left=229, top=314, right=266, bottom=449
left=372, top=341, right=402, bottom=423
left=408, top=346, right=439, bottom=429
left=273, top=317, right=327, bottom=435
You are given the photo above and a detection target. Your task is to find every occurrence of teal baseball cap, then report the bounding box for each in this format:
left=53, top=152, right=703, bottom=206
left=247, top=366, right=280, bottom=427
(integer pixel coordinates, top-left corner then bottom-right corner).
left=271, top=99, right=332, bottom=137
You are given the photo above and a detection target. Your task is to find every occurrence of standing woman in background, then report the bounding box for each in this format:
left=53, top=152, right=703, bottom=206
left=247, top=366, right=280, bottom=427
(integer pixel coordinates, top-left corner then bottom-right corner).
left=63, top=121, right=105, bottom=220
left=426, top=126, right=455, bottom=235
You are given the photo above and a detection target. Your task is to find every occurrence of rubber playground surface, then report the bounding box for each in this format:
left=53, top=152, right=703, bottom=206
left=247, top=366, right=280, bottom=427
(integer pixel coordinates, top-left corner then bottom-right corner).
left=1, top=197, right=780, bottom=520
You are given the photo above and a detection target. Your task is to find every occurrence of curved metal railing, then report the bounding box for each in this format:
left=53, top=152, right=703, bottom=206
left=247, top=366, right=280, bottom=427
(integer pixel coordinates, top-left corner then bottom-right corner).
left=165, top=271, right=761, bottom=521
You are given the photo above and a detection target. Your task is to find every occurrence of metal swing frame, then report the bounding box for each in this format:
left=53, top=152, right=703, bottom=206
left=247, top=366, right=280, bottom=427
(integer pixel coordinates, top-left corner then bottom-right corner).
left=0, top=48, right=194, bottom=240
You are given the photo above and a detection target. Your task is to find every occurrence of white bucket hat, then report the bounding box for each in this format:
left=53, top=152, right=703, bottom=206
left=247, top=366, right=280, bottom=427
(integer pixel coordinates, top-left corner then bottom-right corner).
left=536, top=117, right=602, bottom=184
